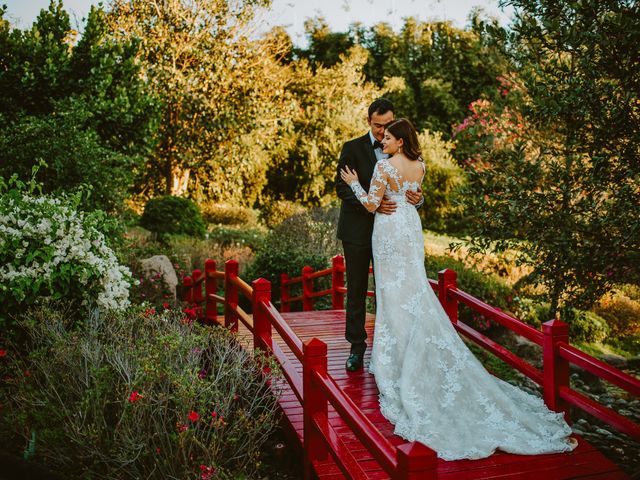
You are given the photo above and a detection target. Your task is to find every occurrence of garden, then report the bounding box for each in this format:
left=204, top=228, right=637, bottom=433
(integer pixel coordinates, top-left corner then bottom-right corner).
left=1, top=0, right=638, bottom=478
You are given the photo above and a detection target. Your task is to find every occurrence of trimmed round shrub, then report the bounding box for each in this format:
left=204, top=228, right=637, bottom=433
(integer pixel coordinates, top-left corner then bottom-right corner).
left=594, top=286, right=640, bottom=338
left=0, top=305, right=281, bottom=479
left=201, top=203, right=258, bottom=226
left=140, top=196, right=206, bottom=237
left=526, top=303, right=610, bottom=343
left=0, top=182, right=132, bottom=320
left=260, top=200, right=306, bottom=229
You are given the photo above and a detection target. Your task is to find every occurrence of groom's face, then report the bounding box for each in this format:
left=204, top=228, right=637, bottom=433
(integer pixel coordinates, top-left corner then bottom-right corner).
left=368, top=110, right=395, bottom=142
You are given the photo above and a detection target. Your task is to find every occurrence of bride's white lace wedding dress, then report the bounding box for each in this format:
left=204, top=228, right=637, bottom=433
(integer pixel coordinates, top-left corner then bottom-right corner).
left=348, top=158, right=577, bottom=460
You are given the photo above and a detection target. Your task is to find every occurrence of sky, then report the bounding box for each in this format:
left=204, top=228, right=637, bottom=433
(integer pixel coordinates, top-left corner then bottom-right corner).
left=3, top=0, right=513, bottom=45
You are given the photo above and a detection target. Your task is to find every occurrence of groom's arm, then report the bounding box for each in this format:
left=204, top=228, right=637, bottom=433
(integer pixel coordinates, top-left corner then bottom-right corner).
left=336, top=143, right=370, bottom=212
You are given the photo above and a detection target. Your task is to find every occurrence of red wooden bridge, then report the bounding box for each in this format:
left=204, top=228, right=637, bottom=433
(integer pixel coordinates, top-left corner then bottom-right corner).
left=182, top=256, right=639, bottom=479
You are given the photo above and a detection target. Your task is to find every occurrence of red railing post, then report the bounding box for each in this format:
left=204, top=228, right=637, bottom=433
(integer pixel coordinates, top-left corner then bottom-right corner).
left=204, top=259, right=218, bottom=325
left=182, top=275, right=193, bottom=303
left=331, top=255, right=345, bottom=310
left=438, top=268, right=458, bottom=323
left=224, top=260, right=239, bottom=333
left=303, top=338, right=328, bottom=479
left=302, top=266, right=314, bottom=311
left=280, top=273, right=291, bottom=313
left=543, top=319, right=570, bottom=422
left=395, top=441, right=438, bottom=480
left=252, top=278, right=272, bottom=352
left=192, top=268, right=203, bottom=319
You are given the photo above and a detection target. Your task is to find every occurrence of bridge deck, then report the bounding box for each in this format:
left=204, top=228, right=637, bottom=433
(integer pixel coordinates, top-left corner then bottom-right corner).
left=239, top=309, right=628, bottom=479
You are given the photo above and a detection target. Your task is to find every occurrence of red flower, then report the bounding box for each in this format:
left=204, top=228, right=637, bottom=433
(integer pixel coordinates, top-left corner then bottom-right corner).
left=156, top=447, right=161, bottom=454
left=177, top=422, right=188, bottom=432
left=128, top=391, right=142, bottom=403
left=144, top=308, right=156, bottom=317
left=0, top=349, right=6, bottom=358
left=187, top=410, right=200, bottom=422
left=162, top=302, right=170, bottom=309
left=199, top=465, right=216, bottom=480
left=210, top=410, right=217, bottom=418
left=183, top=307, right=197, bottom=319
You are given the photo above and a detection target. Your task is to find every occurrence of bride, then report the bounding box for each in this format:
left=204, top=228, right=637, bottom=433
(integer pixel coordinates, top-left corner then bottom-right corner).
left=339, top=118, right=577, bottom=460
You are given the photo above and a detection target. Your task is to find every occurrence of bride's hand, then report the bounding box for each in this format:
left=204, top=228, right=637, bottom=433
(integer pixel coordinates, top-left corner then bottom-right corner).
left=340, top=166, right=359, bottom=185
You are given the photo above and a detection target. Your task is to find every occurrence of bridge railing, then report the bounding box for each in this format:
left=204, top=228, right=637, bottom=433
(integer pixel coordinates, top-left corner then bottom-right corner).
left=279, top=255, right=640, bottom=442
left=182, top=254, right=640, bottom=478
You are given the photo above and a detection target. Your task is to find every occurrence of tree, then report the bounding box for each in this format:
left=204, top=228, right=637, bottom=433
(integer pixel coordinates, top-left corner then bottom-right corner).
left=106, top=0, right=290, bottom=203
left=263, top=46, right=380, bottom=205
left=458, top=0, right=640, bottom=321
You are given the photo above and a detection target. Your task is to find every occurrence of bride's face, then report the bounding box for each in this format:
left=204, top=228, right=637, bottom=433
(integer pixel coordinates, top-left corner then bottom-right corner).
left=382, top=131, right=402, bottom=154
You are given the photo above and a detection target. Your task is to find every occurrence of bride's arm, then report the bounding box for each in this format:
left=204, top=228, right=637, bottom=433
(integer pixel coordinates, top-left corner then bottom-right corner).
left=340, top=161, right=388, bottom=213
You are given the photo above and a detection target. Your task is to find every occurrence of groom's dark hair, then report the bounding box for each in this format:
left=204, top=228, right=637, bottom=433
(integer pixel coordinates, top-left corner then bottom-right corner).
left=368, top=98, right=394, bottom=119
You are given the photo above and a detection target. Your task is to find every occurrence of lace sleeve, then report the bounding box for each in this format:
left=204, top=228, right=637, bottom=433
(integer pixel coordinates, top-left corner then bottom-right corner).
left=349, top=161, right=388, bottom=213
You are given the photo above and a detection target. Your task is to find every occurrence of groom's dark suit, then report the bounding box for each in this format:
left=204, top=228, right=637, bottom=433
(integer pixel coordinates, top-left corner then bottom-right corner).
left=336, top=132, right=381, bottom=356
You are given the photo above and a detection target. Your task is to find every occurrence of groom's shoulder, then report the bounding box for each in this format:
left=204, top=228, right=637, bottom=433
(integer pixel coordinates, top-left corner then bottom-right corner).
left=343, top=132, right=369, bottom=150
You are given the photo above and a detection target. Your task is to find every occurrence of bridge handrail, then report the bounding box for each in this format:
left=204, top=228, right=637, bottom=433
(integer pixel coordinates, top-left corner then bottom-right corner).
left=181, top=255, right=640, bottom=476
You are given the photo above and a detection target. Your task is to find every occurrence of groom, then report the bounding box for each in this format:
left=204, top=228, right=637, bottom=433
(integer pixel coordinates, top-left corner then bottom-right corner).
left=336, top=98, right=423, bottom=371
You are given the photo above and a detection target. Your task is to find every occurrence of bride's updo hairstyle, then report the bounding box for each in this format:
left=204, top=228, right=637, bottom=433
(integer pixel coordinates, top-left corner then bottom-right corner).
left=385, top=118, right=422, bottom=161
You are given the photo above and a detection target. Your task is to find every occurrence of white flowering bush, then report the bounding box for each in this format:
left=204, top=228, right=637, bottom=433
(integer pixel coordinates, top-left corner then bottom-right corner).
left=0, top=177, right=132, bottom=317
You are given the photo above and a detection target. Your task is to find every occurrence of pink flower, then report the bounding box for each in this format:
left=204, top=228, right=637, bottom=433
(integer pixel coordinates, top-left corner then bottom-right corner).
left=188, top=411, right=200, bottom=422
left=128, top=391, right=142, bottom=403
left=198, top=369, right=207, bottom=379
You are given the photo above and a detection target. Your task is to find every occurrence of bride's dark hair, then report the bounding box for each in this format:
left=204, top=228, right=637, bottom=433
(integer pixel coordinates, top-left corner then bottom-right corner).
left=385, top=118, right=422, bottom=161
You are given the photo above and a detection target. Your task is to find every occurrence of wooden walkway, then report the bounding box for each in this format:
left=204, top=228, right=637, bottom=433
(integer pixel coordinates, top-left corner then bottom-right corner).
left=240, top=309, right=629, bottom=480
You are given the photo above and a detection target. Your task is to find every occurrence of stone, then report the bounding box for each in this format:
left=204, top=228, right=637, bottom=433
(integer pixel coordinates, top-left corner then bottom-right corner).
left=139, top=255, right=179, bottom=299
left=600, top=353, right=628, bottom=368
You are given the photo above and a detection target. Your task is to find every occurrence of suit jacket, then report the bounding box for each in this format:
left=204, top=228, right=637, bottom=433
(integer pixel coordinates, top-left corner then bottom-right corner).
left=336, top=133, right=379, bottom=246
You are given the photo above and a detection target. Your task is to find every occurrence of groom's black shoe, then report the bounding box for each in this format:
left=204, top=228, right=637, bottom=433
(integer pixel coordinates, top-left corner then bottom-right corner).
left=345, top=353, right=364, bottom=372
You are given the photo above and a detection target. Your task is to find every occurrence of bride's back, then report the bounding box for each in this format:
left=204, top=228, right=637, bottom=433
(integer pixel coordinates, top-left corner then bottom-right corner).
left=386, top=156, right=424, bottom=192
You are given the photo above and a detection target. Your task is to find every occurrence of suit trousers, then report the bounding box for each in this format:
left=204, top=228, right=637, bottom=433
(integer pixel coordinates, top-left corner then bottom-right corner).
left=342, top=241, right=373, bottom=356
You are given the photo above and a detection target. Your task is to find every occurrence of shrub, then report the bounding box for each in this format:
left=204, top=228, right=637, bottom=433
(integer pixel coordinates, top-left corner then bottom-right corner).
left=525, top=303, right=610, bottom=343
left=594, top=286, right=640, bottom=339
left=246, top=206, right=342, bottom=307
left=260, top=200, right=306, bottom=229
left=201, top=203, right=258, bottom=226
left=0, top=305, right=281, bottom=479
left=424, top=253, right=516, bottom=331
left=418, top=129, right=466, bottom=233
left=140, top=196, right=206, bottom=238
left=0, top=177, right=131, bottom=321
left=0, top=103, right=136, bottom=213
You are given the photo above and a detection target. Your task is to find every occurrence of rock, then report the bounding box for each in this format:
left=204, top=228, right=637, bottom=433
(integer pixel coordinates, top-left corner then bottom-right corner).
left=139, top=255, right=179, bottom=299
left=600, top=354, right=628, bottom=368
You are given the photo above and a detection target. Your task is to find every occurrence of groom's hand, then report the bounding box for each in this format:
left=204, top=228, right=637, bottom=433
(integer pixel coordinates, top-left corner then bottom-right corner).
left=377, top=196, right=397, bottom=215
left=406, top=187, right=423, bottom=206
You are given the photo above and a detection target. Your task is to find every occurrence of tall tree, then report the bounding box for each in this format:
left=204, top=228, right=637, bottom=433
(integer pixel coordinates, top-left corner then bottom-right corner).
left=459, top=0, right=640, bottom=320
left=107, top=0, right=290, bottom=202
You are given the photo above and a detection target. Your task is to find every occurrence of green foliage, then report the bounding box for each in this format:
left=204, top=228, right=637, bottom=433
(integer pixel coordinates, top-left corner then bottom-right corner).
left=0, top=100, right=134, bottom=213
left=424, top=252, right=516, bottom=331
left=0, top=174, right=132, bottom=322
left=260, top=200, right=306, bottom=229
left=458, top=1, right=640, bottom=319
left=107, top=0, right=290, bottom=203
left=263, top=46, right=380, bottom=205
left=594, top=286, right=640, bottom=339
left=0, top=305, right=281, bottom=479
left=201, top=203, right=258, bottom=226
left=526, top=303, right=610, bottom=344
left=140, top=196, right=206, bottom=238
left=246, top=206, right=342, bottom=305
left=417, top=129, right=466, bottom=232
left=318, top=13, right=512, bottom=134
